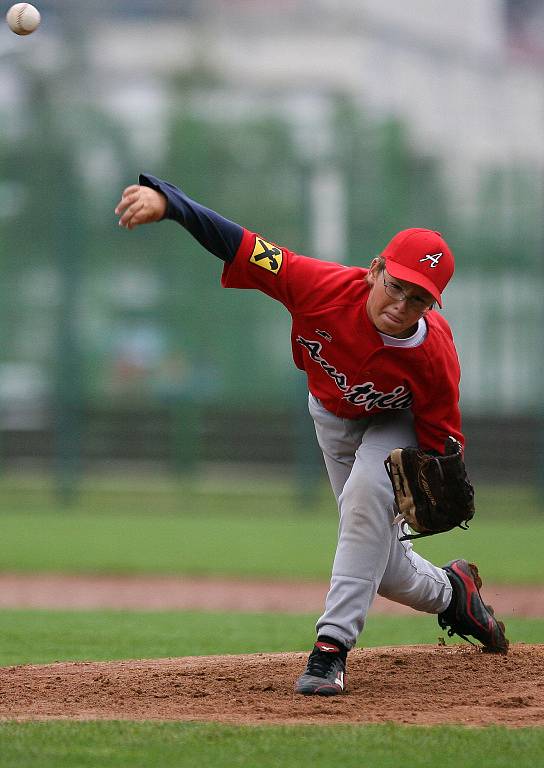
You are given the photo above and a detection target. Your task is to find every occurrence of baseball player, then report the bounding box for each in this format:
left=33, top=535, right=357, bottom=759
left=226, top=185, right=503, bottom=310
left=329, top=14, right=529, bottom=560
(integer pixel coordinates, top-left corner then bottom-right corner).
left=115, top=174, right=509, bottom=696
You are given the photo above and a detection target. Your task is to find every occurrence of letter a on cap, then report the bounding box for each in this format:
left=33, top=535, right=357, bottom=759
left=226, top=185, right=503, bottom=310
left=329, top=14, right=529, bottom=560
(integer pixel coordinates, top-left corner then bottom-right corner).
left=419, top=252, right=443, bottom=268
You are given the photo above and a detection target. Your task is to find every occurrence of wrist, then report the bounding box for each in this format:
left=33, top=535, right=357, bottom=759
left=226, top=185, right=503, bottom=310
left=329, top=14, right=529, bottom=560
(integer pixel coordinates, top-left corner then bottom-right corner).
left=157, top=192, right=168, bottom=220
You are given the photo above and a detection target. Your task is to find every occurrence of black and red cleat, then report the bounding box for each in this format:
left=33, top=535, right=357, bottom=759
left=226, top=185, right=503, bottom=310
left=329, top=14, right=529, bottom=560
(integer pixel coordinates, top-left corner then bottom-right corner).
left=294, top=641, right=346, bottom=695
left=438, top=559, right=509, bottom=653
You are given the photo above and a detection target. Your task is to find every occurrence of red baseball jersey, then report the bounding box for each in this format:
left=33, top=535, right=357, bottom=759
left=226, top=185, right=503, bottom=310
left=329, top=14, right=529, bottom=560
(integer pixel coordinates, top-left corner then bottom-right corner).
left=221, top=228, right=463, bottom=453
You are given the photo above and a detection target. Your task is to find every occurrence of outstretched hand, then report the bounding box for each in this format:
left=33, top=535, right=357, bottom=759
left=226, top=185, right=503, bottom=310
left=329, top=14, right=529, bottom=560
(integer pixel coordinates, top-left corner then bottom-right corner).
left=115, top=184, right=167, bottom=229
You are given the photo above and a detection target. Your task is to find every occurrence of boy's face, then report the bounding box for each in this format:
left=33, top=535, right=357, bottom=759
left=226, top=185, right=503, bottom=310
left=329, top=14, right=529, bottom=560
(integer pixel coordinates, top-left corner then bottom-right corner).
left=366, top=259, right=434, bottom=338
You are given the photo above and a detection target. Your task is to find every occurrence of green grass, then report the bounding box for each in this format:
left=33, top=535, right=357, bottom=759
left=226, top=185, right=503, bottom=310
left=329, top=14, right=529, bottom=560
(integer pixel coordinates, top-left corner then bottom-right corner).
left=0, top=474, right=538, bottom=518
left=0, top=475, right=542, bottom=583
left=1, top=466, right=542, bottom=766
left=0, top=609, right=542, bottom=667
left=0, top=721, right=543, bottom=768
left=0, top=479, right=541, bottom=764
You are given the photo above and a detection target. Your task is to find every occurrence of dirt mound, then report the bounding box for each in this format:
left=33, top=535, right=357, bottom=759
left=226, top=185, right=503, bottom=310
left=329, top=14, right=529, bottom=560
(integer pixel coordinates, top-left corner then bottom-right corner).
left=1, top=644, right=543, bottom=727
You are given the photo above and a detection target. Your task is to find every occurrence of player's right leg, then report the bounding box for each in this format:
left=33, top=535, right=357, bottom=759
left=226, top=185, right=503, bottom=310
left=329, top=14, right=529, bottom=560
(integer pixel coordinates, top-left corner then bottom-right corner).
left=377, top=536, right=509, bottom=653
left=438, top=559, right=509, bottom=652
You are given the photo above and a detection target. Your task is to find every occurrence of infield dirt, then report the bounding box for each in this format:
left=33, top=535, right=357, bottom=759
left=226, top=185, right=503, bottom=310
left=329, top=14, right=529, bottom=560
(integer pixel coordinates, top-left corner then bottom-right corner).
left=0, top=645, right=543, bottom=726
left=0, top=574, right=543, bottom=727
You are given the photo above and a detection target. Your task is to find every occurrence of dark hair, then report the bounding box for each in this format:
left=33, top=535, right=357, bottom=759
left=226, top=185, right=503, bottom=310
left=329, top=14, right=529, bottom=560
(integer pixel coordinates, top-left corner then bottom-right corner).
left=366, top=256, right=385, bottom=285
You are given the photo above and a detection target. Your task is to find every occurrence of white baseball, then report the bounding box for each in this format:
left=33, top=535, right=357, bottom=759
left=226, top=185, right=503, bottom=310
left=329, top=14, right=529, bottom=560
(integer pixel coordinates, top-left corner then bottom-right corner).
left=6, top=3, right=41, bottom=35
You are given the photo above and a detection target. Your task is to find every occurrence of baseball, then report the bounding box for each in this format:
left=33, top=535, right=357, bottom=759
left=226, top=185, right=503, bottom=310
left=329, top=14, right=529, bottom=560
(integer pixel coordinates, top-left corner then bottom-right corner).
left=6, top=3, right=41, bottom=35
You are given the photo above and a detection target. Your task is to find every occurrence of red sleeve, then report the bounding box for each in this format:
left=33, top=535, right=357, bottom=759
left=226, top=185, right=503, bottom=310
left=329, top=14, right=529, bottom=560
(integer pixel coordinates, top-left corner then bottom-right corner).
left=412, top=327, right=464, bottom=453
left=221, top=228, right=366, bottom=313
left=413, top=381, right=464, bottom=453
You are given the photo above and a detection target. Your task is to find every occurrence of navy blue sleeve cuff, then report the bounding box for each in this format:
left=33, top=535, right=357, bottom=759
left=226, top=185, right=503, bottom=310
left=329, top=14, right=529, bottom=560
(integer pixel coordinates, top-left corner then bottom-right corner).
left=139, top=173, right=243, bottom=263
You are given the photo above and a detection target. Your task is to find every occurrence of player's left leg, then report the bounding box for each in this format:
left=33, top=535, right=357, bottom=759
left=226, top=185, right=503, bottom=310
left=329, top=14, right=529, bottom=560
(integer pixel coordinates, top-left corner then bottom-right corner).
left=313, top=408, right=450, bottom=651
left=296, top=402, right=451, bottom=695
left=295, top=395, right=362, bottom=695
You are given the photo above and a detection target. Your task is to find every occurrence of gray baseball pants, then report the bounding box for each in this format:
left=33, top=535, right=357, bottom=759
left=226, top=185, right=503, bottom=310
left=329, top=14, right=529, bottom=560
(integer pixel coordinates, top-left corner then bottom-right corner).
left=308, top=393, right=452, bottom=650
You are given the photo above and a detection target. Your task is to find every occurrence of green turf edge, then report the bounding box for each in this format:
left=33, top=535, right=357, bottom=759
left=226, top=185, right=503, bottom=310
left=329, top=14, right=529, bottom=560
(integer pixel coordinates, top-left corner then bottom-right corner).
left=1, top=610, right=542, bottom=667
left=0, top=508, right=542, bottom=583
left=0, top=721, right=543, bottom=768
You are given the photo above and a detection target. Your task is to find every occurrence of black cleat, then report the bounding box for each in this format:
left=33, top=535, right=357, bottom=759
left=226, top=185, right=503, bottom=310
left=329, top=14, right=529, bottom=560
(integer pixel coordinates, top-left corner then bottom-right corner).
left=294, top=641, right=346, bottom=696
left=438, top=559, right=509, bottom=653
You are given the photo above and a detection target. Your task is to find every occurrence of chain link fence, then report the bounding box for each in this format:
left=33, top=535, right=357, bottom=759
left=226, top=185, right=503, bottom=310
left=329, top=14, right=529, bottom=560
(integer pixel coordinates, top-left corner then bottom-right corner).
left=1, top=6, right=543, bottom=497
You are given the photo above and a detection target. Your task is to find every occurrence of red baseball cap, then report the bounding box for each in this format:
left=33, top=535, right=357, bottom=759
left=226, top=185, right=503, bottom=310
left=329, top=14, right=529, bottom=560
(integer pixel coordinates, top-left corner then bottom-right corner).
left=381, top=228, right=454, bottom=307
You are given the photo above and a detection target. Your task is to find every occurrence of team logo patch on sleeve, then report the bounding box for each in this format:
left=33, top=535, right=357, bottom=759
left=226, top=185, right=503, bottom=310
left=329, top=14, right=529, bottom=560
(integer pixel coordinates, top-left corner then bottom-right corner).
left=249, top=238, right=283, bottom=274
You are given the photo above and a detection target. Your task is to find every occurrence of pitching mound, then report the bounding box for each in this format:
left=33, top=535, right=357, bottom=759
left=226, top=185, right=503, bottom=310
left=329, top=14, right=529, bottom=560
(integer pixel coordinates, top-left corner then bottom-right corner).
left=1, top=644, right=542, bottom=727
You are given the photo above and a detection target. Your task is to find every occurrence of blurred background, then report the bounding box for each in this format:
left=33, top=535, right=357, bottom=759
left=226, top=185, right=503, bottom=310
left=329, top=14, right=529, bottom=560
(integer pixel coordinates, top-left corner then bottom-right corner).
left=1, top=0, right=543, bottom=504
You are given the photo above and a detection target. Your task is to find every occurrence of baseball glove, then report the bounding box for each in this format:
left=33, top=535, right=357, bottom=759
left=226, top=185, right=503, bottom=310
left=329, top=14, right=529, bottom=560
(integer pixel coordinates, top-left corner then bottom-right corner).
left=384, top=436, right=475, bottom=541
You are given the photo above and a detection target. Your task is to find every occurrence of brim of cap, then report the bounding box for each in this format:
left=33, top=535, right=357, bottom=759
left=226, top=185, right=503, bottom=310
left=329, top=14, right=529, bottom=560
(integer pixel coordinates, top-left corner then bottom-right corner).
left=385, top=260, right=442, bottom=307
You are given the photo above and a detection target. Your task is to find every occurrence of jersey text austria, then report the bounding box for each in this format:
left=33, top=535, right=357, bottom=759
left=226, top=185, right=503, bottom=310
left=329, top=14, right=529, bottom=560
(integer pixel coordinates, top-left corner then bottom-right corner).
left=222, top=229, right=463, bottom=454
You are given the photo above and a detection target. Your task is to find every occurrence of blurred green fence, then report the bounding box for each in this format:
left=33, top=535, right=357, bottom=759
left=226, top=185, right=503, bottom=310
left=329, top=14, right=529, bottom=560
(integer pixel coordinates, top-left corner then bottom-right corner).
left=0, top=69, right=543, bottom=494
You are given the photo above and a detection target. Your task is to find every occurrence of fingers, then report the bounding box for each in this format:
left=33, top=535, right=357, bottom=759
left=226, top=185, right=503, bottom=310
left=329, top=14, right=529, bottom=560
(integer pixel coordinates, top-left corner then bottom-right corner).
left=119, top=200, right=144, bottom=230
left=114, top=185, right=140, bottom=215
left=114, top=185, right=166, bottom=229
left=115, top=187, right=145, bottom=229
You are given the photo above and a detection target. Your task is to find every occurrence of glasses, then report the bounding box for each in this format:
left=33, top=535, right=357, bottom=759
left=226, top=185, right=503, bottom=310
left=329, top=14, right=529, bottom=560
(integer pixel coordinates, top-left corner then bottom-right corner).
left=382, top=273, right=431, bottom=311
